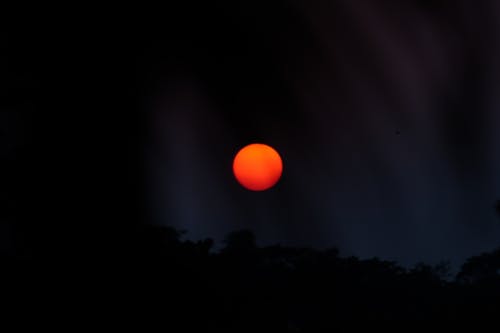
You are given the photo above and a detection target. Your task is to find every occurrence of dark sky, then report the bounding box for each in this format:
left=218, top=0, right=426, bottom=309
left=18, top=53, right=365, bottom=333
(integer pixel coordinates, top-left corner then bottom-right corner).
left=2, top=1, right=500, bottom=268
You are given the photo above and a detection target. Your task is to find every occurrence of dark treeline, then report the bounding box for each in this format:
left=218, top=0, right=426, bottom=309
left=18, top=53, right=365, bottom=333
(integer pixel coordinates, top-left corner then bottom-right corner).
left=3, top=224, right=498, bottom=331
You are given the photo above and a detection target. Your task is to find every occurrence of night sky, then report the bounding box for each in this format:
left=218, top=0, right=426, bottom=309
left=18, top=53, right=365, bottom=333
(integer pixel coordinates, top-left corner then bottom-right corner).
left=2, top=1, right=500, bottom=268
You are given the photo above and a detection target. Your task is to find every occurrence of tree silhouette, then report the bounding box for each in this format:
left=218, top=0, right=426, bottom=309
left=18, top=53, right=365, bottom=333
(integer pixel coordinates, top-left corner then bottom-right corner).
left=410, top=261, right=452, bottom=282
left=457, top=248, right=500, bottom=284
left=2, top=224, right=499, bottom=329
left=222, top=229, right=257, bottom=253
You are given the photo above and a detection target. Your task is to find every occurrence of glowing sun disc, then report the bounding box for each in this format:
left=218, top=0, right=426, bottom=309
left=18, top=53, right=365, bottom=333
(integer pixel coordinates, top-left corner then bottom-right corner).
left=232, top=143, right=283, bottom=191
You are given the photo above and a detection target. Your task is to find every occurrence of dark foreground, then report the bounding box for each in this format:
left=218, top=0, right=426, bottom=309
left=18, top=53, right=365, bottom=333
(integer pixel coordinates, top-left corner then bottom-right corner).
left=3, top=226, right=499, bottom=331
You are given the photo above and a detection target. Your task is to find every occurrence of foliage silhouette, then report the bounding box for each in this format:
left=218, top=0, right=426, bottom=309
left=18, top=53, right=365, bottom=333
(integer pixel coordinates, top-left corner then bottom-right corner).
left=2, top=224, right=498, bottom=330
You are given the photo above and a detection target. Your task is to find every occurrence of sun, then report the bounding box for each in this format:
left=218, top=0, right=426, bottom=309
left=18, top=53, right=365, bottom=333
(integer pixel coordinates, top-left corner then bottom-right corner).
left=232, top=143, right=283, bottom=191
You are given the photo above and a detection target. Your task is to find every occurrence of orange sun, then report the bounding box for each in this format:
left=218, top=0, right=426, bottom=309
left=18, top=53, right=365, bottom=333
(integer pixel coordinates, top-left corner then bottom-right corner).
left=233, top=143, right=283, bottom=191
